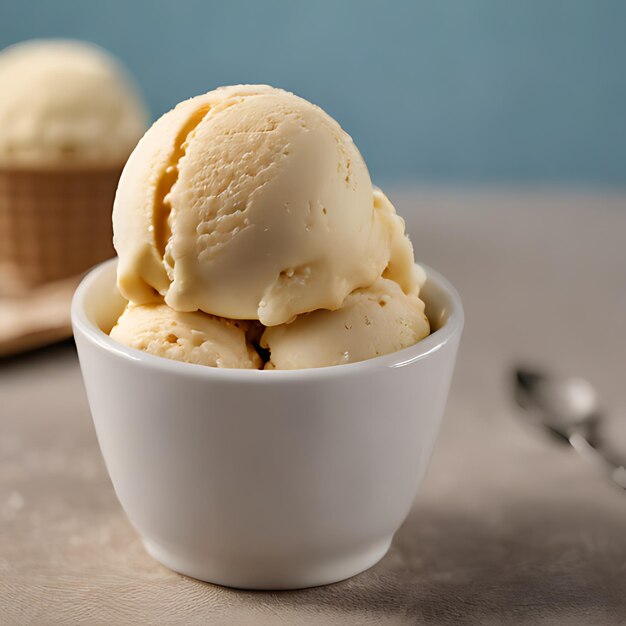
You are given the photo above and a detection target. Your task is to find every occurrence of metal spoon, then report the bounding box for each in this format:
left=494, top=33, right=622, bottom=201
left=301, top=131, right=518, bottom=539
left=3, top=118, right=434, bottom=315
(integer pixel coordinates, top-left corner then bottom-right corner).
left=514, top=368, right=626, bottom=490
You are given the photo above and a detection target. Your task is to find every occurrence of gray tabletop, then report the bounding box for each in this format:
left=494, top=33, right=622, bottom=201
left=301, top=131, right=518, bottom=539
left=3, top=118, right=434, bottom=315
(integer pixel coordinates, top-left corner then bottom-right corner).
left=2, top=190, right=625, bottom=625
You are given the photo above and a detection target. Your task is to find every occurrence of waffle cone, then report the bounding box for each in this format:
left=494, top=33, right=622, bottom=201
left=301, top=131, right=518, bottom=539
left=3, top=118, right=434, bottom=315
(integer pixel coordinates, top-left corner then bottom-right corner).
left=0, top=166, right=122, bottom=293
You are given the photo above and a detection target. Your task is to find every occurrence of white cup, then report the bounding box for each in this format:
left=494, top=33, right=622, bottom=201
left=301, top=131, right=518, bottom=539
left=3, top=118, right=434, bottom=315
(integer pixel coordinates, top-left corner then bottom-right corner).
left=72, top=258, right=463, bottom=590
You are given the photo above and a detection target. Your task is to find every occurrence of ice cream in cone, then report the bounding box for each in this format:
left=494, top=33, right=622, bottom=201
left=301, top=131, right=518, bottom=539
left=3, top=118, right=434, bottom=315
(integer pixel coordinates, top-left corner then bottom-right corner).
left=0, top=39, right=149, bottom=293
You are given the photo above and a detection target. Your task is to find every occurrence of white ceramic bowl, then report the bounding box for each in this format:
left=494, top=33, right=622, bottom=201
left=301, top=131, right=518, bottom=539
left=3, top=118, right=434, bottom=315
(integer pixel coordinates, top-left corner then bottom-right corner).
left=72, top=258, right=463, bottom=590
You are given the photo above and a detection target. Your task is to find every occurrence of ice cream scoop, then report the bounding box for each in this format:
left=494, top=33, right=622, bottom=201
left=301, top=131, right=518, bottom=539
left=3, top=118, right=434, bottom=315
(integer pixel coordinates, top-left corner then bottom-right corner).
left=0, top=39, right=148, bottom=166
left=110, top=303, right=261, bottom=369
left=113, top=85, right=408, bottom=326
left=261, top=277, right=430, bottom=370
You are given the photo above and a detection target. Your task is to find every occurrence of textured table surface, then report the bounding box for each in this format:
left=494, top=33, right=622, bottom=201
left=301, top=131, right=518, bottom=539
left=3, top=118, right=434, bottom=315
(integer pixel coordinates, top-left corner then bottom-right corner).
left=2, top=190, right=626, bottom=625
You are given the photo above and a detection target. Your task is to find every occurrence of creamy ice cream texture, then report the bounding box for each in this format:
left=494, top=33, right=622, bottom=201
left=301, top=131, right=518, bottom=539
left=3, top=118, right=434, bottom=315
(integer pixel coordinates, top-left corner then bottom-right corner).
left=114, top=85, right=420, bottom=326
left=261, top=278, right=429, bottom=370
left=110, top=303, right=262, bottom=369
left=0, top=39, right=149, bottom=165
left=111, top=85, right=430, bottom=369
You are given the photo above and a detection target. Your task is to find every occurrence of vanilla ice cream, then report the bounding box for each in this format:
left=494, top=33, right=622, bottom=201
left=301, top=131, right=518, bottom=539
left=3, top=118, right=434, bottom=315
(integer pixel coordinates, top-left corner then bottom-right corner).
left=113, top=85, right=412, bottom=326
left=260, top=277, right=429, bottom=369
left=0, top=39, right=148, bottom=165
left=110, top=84, right=430, bottom=369
left=110, top=303, right=262, bottom=369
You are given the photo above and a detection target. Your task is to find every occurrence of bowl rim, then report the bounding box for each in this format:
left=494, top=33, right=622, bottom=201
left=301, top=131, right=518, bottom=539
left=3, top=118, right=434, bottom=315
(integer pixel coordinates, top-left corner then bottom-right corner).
left=72, top=258, right=464, bottom=382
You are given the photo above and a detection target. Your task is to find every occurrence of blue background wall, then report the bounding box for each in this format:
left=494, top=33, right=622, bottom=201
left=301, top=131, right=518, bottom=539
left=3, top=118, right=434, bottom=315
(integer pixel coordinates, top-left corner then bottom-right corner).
left=2, top=0, right=625, bottom=185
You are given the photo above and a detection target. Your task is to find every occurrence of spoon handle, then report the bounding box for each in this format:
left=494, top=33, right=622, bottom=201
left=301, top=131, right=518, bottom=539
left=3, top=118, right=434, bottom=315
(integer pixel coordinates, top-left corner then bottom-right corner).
left=568, top=432, right=626, bottom=490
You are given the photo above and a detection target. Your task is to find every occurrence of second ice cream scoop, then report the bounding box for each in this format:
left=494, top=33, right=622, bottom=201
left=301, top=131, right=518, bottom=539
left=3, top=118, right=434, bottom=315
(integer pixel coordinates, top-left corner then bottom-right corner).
left=110, top=303, right=261, bottom=369
left=261, top=277, right=429, bottom=370
left=0, top=39, right=148, bottom=166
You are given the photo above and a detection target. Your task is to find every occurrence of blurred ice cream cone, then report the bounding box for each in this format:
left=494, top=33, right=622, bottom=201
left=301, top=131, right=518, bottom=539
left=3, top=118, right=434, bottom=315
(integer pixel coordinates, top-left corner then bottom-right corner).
left=0, top=39, right=148, bottom=293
